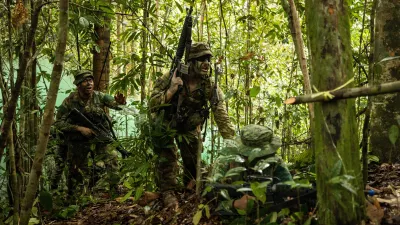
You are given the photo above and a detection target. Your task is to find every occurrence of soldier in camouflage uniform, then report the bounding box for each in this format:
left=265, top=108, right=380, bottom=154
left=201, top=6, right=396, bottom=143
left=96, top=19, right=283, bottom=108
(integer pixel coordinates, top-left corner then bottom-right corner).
left=149, top=42, right=235, bottom=209
left=209, top=124, right=292, bottom=213
left=54, top=70, right=126, bottom=197
left=49, top=128, right=68, bottom=190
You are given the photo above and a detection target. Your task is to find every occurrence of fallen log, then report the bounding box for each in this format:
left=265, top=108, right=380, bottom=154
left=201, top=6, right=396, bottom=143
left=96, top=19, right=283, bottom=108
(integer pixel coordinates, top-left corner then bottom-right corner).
left=285, top=81, right=400, bottom=105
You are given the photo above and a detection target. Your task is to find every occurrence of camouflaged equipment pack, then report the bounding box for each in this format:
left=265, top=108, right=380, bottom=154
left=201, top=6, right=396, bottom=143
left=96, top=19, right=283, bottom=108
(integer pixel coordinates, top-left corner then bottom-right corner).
left=73, top=70, right=94, bottom=85
left=188, top=42, right=213, bottom=61
left=238, top=124, right=281, bottom=158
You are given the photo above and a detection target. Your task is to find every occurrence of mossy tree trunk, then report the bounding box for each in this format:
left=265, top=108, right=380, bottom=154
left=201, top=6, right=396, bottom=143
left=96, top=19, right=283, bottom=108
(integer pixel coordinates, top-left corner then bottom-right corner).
left=305, top=0, right=365, bottom=224
left=93, top=3, right=111, bottom=92
left=369, top=0, right=400, bottom=164
left=19, top=0, right=69, bottom=222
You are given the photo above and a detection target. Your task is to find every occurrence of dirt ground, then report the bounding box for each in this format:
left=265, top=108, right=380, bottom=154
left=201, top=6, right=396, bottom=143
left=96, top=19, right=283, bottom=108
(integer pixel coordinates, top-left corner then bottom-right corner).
left=46, top=163, right=400, bottom=225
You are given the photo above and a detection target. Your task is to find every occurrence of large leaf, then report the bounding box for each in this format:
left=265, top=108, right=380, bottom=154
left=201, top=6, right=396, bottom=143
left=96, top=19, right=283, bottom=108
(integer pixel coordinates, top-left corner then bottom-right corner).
left=389, top=125, right=399, bottom=145
left=220, top=189, right=231, bottom=200
left=192, top=210, right=202, bottom=225
left=250, top=182, right=267, bottom=204
left=249, top=86, right=261, bottom=97
left=224, top=167, right=247, bottom=178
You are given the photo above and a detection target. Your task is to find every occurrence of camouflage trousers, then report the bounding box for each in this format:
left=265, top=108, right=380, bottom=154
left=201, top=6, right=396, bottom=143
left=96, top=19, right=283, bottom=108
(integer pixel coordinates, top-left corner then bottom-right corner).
left=154, top=129, right=203, bottom=191
left=50, top=144, right=68, bottom=190
left=66, top=141, right=119, bottom=197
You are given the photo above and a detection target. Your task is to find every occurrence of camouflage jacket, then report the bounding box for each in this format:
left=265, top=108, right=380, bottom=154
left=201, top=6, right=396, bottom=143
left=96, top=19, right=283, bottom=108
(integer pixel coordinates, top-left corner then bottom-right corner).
left=149, top=72, right=235, bottom=139
left=54, top=91, right=122, bottom=135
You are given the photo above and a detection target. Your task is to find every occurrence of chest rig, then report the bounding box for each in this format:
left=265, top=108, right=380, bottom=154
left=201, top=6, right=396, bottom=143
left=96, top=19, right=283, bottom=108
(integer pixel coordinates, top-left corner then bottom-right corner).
left=171, top=77, right=213, bottom=132
left=73, top=92, right=110, bottom=131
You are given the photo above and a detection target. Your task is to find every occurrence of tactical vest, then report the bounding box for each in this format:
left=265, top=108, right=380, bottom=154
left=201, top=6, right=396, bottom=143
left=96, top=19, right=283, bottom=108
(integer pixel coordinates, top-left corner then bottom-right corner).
left=169, top=77, right=214, bottom=132
left=66, top=91, right=111, bottom=141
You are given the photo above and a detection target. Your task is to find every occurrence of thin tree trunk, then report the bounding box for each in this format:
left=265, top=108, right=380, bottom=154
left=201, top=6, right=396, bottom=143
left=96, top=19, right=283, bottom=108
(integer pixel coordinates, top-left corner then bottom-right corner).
left=19, top=0, right=69, bottom=223
left=305, top=0, right=365, bottom=223
left=362, top=0, right=377, bottom=186
left=0, top=0, right=43, bottom=163
left=140, top=0, right=148, bottom=104
left=8, top=125, right=19, bottom=224
left=281, top=0, right=314, bottom=119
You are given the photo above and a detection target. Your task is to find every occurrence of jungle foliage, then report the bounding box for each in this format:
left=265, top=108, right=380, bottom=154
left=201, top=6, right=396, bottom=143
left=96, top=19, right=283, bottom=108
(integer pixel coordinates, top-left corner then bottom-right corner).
left=0, top=0, right=397, bottom=224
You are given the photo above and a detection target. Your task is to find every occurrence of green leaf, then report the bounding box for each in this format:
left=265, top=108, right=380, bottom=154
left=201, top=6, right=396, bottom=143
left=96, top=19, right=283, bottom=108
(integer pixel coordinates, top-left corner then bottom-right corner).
left=224, top=167, right=247, bottom=178
left=340, top=181, right=357, bottom=195
left=368, top=155, right=380, bottom=163
left=39, top=191, right=53, bottom=211
left=331, top=160, right=342, bottom=177
left=79, top=17, right=89, bottom=28
left=192, top=210, right=202, bottom=225
left=304, top=217, right=312, bottom=225
left=250, top=182, right=266, bottom=203
left=29, top=218, right=40, bottom=225
left=123, top=180, right=132, bottom=189
left=135, top=186, right=144, bottom=201
left=249, top=86, right=260, bottom=97
left=220, top=189, right=231, bottom=200
left=175, top=1, right=183, bottom=13
left=94, top=45, right=100, bottom=53
left=389, top=125, right=399, bottom=145
left=32, top=207, right=38, bottom=217
left=278, top=208, right=290, bottom=217
left=204, top=205, right=211, bottom=219
left=270, top=211, right=278, bottom=222
left=120, top=189, right=133, bottom=202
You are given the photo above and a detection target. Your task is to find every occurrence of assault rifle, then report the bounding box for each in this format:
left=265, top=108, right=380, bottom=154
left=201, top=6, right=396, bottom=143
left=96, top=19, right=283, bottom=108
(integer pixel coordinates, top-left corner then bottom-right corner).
left=169, top=6, right=193, bottom=125
left=205, top=180, right=316, bottom=216
left=68, top=108, right=131, bottom=158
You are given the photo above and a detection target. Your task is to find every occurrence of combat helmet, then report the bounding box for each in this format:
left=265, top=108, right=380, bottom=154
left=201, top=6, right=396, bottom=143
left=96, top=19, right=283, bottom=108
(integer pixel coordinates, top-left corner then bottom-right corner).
left=237, top=124, right=281, bottom=161
left=188, top=42, right=213, bottom=61
left=73, top=70, right=94, bottom=85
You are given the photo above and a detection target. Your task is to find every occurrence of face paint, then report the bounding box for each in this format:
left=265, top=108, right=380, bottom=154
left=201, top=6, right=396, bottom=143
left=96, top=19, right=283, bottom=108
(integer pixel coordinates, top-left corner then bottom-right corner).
left=192, top=57, right=210, bottom=77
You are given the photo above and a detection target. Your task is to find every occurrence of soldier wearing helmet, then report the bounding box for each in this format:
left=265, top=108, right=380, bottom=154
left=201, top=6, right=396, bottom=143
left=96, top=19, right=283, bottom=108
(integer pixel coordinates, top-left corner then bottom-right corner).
left=53, top=70, right=127, bottom=198
left=149, top=42, right=235, bottom=209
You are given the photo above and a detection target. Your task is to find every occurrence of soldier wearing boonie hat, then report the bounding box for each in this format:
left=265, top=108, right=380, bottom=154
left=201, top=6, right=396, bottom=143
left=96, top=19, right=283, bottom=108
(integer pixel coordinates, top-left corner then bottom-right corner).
left=73, top=70, right=94, bottom=85
left=149, top=42, right=235, bottom=209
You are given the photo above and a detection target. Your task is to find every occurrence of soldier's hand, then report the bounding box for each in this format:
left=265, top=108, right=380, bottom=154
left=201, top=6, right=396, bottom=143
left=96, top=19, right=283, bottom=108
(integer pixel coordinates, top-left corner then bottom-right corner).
left=168, top=69, right=183, bottom=94
left=233, top=194, right=256, bottom=210
left=114, top=92, right=127, bottom=105
left=76, top=126, right=96, bottom=137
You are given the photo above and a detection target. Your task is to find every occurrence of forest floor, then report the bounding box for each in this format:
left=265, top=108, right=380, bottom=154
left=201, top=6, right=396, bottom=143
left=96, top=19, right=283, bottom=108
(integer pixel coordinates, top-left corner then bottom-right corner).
left=45, top=163, right=400, bottom=225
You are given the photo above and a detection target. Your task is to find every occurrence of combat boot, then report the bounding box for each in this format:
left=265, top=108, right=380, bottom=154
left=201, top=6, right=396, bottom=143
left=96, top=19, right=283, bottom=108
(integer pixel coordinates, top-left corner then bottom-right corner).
left=163, top=190, right=179, bottom=210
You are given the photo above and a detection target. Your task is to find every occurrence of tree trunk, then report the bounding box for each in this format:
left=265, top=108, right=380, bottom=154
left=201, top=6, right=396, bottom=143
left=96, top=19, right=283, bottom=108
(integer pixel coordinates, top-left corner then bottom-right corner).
left=8, top=125, right=19, bottom=224
left=281, top=0, right=314, bottom=119
left=19, top=0, right=69, bottom=223
left=93, top=5, right=111, bottom=92
left=362, top=0, right=377, bottom=186
left=0, top=0, right=43, bottom=163
left=305, top=0, right=365, bottom=224
left=369, top=0, right=400, bottom=163
left=140, top=0, right=148, bottom=104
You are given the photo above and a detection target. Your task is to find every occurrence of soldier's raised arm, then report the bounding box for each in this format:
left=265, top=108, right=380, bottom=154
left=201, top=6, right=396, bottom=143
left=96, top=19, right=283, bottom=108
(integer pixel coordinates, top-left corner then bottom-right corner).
left=211, top=86, right=235, bottom=139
